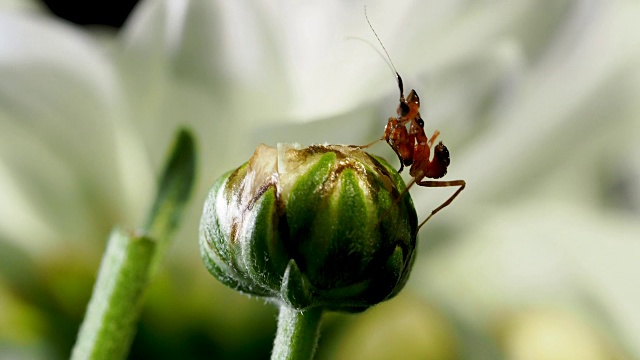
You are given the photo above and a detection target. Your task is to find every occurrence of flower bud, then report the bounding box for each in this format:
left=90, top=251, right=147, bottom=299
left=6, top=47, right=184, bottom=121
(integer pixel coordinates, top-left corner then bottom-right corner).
left=199, top=143, right=417, bottom=312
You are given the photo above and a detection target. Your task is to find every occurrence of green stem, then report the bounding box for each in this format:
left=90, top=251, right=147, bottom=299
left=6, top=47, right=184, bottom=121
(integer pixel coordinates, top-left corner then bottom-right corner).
left=71, top=229, right=155, bottom=359
left=71, top=129, right=196, bottom=359
left=271, top=305, right=323, bottom=360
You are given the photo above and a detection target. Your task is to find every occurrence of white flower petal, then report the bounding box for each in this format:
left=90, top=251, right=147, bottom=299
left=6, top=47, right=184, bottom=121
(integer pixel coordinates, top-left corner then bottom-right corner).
left=0, top=12, right=149, bottom=254
left=415, top=201, right=640, bottom=357
left=453, top=1, right=640, bottom=197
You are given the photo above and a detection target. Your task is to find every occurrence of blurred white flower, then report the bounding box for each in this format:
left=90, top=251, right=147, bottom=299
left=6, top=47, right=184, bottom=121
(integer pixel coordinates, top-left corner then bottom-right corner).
left=409, top=1, right=640, bottom=358
left=0, top=6, right=152, bottom=254
left=1, top=0, right=639, bottom=358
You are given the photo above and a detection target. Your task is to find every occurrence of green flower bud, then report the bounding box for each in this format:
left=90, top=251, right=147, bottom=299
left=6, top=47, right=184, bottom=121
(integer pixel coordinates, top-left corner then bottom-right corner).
left=199, top=144, right=417, bottom=312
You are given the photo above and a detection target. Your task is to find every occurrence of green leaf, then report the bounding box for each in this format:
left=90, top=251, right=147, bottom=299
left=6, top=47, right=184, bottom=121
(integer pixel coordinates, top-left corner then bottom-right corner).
left=143, top=128, right=197, bottom=245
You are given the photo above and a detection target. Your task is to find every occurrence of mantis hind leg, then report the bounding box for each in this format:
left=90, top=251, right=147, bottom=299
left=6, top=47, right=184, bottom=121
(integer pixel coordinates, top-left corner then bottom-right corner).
left=416, top=179, right=466, bottom=230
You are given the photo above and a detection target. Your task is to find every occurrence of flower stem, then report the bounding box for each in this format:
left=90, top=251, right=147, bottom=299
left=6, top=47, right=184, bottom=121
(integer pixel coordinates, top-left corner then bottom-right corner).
left=71, top=229, right=155, bottom=359
left=71, top=129, right=196, bottom=359
left=272, top=305, right=323, bottom=360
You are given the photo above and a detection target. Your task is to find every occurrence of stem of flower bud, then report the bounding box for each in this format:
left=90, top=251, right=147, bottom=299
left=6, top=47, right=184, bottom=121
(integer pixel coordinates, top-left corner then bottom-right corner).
left=271, top=305, right=324, bottom=360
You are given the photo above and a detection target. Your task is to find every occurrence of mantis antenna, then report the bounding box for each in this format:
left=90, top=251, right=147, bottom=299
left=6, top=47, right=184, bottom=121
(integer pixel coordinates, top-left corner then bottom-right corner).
left=364, top=5, right=404, bottom=97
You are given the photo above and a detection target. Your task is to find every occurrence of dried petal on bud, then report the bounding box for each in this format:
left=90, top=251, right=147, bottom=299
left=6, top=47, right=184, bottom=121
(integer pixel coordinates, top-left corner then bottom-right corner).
left=200, top=143, right=417, bottom=312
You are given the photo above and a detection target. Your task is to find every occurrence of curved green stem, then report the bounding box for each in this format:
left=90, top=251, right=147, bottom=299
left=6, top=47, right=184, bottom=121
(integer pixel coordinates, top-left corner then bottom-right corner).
left=271, top=306, right=323, bottom=360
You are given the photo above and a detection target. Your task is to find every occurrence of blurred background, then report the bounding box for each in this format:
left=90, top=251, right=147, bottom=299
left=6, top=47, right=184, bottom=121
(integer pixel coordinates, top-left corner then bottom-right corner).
left=1, top=0, right=639, bottom=359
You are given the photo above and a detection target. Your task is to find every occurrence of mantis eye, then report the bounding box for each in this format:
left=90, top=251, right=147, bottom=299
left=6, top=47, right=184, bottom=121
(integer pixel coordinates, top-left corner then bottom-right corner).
left=407, top=90, right=420, bottom=107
